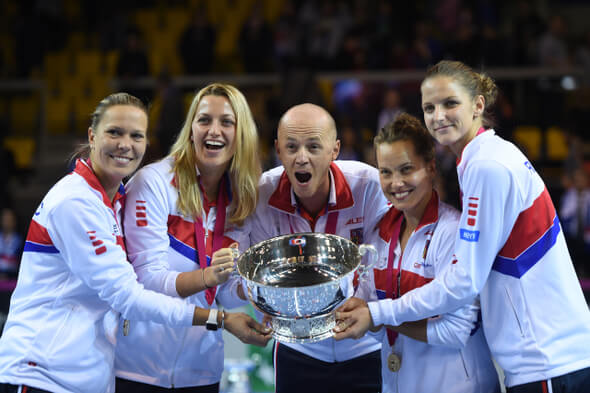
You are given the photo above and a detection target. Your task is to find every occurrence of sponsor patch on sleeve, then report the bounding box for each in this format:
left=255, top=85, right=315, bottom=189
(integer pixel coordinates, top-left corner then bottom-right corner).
left=460, top=228, right=480, bottom=242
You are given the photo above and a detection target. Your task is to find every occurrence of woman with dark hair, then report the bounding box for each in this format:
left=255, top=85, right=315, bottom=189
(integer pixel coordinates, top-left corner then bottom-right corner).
left=351, top=113, right=499, bottom=392
left=335, top=60, right=590, bottom=392
left=0, top=93, right=269, bottom=393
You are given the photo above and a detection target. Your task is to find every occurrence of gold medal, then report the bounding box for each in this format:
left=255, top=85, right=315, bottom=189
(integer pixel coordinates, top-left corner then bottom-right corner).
left=387, top=352, right=402, bottom=372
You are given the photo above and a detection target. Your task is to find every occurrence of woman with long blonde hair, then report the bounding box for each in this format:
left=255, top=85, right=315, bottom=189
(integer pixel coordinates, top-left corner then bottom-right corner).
left=115, top=83, right=268, bottom=393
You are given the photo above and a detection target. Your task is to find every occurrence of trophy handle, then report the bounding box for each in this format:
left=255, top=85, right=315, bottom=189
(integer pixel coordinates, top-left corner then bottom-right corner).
left=230, top=247, right=241, bottom=277
left=357, top=244, right=377, bottom=282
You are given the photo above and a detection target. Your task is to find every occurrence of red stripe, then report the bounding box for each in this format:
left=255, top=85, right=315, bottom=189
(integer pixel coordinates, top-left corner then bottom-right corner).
left=22, top=386, right=28, bottom=393
left=168, top=215, right=197, bottom=248
left=26, top=220, right=54, bottom=245
left=116, top=235, right=126, bottom=252
left=468, top=197, right=479, bottom=200
left=467, top=218, right=476, bottom=226
left=374, top=269, right=432, bottom=294
left=137, top=220, right=148, bottom=227
left=95, top=246, right=107, bottom=255
left=468, top=203, right=478, bottom=208
left=136, top=200, right=146, bottom=203
left=541, top=380, right=548, bottom=393
left=92, top=240, right=103, bottom=247
left=468, top=209, right=477, bottom=216
left=135, top=212, right=146, bottom=218
left=499, top=188, right=555, bottom=259
left=136, top=205, right=146, bottom=210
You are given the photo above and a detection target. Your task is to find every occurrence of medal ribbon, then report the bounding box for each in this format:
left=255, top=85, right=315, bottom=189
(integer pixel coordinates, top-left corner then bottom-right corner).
left=385, top=213, right=404, bottom=346
left=194, top=177, right=228, bottom=305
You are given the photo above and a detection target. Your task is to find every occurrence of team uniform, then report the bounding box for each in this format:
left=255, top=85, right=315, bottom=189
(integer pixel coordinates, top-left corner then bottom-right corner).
left=0, top=159, right=194, bottom=393
left=115, top=157, right=248, bottom=389
left=369, top=130, right=590, bottom=389
left=250, top=160, right=390, bottom=393
left=360, top=194, right=499, bottom=393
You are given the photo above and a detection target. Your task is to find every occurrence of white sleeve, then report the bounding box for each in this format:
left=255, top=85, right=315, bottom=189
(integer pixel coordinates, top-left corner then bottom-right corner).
left=49, top=197, right=194, bottom=325
left=124, top=167, right=180, bottom=297
left=425, top=214, right=480, bottom=348
left=370, top=160, right=515, bottom=326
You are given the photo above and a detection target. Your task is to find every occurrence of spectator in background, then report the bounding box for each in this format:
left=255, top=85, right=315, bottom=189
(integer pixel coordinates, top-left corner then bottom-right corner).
left=154, top=72, right=184, bottom=158
left=0, top=207, right=22, bottom=279
left=273, top=0, right=300, bottom=72
left=575, top=29, right=590, bottom=87
left=560, top=166, right=590, bottom=277
left=377, top=88, right=404, bottom=132
left=338, top=123, right=362, bottom=161
left=179, top=8, right=217, bottom=74
left=508, top=0, right=543, bottom=66
left=537, top=14, right=570, bottom=68
left=536, top=14, right=570, bottom=128
left=239, top=4, right=273, bottom=73
left=116, top=27, right=150, bottom=101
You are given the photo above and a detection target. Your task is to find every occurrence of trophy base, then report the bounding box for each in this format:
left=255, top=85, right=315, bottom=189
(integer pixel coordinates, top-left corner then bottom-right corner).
left=270, top=312, right=336, bottom=344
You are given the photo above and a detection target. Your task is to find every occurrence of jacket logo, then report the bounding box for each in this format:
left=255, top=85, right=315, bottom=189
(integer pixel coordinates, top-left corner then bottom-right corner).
left=466, top=197, right=479, bottom=227
left=87, top=231, right=107, bottom=255
left=346, top=217, right=363, bottom=225
left=460, top=229, right=480, bottom=242
left=136, top=200, right=147, bottom=227
left=350, top=228, right=363, bottom=245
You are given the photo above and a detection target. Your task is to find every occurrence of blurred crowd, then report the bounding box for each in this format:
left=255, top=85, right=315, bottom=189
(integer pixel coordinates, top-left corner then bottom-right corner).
left=3, top=0, right=590, bottom=77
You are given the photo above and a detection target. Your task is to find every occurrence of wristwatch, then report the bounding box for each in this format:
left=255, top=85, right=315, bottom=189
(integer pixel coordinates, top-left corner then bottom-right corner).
left=206, top=308, right=219, bottom=331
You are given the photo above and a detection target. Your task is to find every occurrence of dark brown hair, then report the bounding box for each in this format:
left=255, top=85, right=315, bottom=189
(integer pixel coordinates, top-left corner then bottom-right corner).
left=374, top=112, right=435, bottom=163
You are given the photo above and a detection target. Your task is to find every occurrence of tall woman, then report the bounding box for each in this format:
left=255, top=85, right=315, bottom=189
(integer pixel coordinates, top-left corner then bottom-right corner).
left=355, top=113, right=499, bottom=393
left=0, top=93, right=269, bottom=393
left=335, top=61, right=590, bottom=392
left=115, top=83, right=265, bottom=392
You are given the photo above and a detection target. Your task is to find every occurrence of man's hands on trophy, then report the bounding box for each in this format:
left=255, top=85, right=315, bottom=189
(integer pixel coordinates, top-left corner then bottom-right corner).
left=203, top=243, right=239, bottom=288
left=333, top=297, right=376, bottom=340
left=224, top=312, right=272, bottom=347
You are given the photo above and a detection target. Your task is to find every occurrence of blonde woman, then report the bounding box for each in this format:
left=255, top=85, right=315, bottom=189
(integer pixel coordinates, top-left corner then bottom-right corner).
left=0, top=93, right=268, bottom=393
left=115, top=84, right=269, bottom=393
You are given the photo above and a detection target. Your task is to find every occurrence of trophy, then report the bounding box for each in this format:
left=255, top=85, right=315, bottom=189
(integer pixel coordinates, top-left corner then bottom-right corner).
left=236, top=233, right=376, bottom=343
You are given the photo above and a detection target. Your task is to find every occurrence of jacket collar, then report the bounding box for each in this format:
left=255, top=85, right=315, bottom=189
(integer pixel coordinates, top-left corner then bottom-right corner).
left=73, top=159, right=125, bottom=209
left=378, top=190, right=439, bottom=241
left=268, top=162, right=354, bottom=214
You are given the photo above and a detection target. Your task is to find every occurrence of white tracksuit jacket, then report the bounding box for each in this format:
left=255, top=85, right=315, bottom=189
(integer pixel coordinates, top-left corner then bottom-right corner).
left=369, top=130, right=590, bottom=387
left=360, top=195, right=499, bottom=393
left=115, top=157, right=248, bottom=388
left=0, top=159, right=194, bottom=393
left=250, top=161, right=390, bottom=363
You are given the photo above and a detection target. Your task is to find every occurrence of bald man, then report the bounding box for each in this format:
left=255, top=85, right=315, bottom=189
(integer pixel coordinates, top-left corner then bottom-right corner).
left=250, top=104, right=389, bottom=393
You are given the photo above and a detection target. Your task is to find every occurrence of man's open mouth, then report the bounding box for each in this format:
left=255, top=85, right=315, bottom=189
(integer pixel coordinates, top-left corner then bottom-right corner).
left=295, top=172, right=312, bottom=183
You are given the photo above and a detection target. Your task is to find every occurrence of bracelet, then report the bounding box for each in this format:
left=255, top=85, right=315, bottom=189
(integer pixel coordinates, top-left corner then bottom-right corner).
left=220, top=310, right=225, bottom=330
left=202, top=267, right=210, bottom=289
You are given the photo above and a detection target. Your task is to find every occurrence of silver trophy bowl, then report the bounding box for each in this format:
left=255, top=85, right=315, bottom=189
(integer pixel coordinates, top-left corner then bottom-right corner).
left=236, top=232, right=375, bottom=343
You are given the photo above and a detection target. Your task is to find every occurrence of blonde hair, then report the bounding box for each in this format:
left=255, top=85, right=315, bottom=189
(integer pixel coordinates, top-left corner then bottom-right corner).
left=168, top=83, right=261, bottom=225
left=422, top=60, right=498, bottom=129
